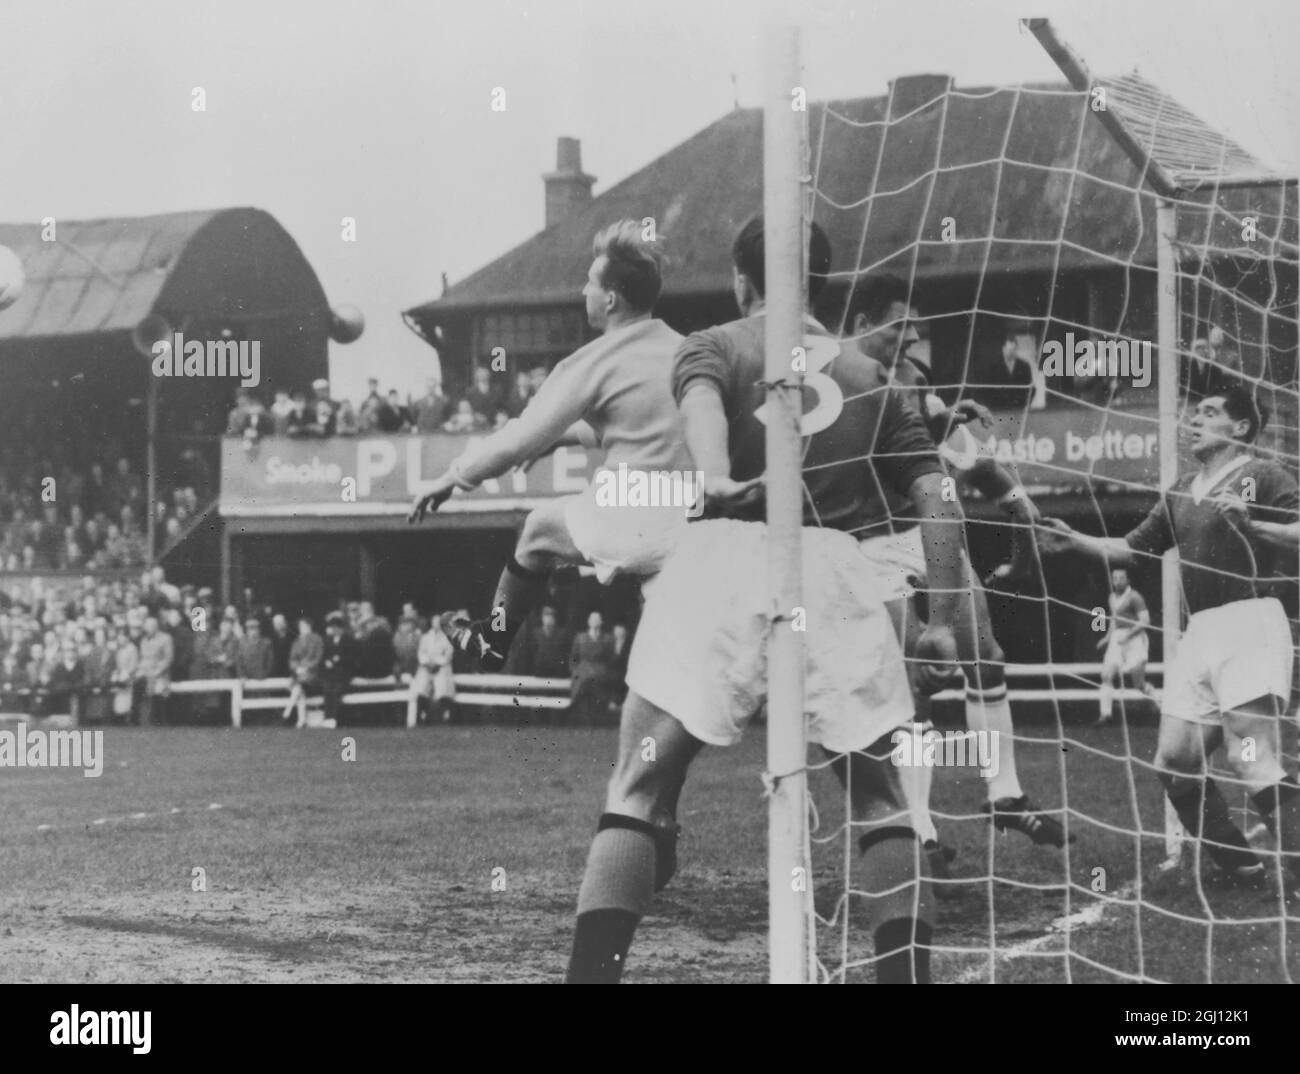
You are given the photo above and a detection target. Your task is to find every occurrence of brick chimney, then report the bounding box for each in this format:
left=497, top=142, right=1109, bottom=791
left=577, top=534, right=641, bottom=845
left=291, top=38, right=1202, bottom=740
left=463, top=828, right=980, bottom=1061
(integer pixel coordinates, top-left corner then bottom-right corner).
left=886, top=74, right=953, bottom=120
left=543, top=137, right=595, bottom=229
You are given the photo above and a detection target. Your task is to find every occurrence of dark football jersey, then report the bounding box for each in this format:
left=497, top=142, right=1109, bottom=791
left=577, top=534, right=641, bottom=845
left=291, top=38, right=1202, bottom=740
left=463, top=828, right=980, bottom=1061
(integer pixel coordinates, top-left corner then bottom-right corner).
left=672, top=314, right=942, bottom=538
left=1125, top=455, right=1299, bottom=616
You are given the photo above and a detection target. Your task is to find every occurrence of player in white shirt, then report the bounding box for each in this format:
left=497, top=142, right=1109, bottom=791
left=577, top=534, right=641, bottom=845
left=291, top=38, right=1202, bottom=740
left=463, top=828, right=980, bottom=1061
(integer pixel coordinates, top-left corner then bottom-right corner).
left=1097, top=567, right=1154, bottom=725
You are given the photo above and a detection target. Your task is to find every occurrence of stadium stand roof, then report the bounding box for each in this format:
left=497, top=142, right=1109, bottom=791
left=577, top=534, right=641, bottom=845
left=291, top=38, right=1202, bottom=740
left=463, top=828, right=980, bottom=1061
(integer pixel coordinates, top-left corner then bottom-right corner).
left=407, top=75, right=1294, bottom=321
left=0, top=208, right=330, bottom=341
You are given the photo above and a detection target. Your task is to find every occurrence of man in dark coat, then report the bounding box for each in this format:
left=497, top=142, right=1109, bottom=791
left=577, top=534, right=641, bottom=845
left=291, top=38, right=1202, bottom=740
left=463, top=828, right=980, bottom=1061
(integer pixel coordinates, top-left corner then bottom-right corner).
left=320, top=612, right=360, bottom=726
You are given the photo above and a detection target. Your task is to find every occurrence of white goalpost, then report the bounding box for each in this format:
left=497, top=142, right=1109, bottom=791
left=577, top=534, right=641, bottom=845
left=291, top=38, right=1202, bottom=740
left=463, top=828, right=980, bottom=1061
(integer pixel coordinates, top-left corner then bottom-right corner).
left=763, top=24, right=814, bottom=984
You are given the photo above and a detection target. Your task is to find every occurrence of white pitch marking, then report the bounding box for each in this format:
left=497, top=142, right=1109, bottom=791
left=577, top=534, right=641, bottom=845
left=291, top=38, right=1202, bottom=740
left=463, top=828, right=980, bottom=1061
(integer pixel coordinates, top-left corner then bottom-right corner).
left=952, top=882, right=1136, bottom=984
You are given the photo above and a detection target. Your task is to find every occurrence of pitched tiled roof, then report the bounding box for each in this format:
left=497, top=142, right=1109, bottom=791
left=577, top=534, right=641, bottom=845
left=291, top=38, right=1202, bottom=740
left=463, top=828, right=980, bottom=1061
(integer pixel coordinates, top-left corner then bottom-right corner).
left=408, top=75, right=1291, bottom=320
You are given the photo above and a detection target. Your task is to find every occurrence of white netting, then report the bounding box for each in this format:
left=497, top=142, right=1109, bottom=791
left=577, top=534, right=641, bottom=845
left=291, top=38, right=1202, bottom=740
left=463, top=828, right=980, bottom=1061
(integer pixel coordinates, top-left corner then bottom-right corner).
left=795, top=35, right=1299, bottom=983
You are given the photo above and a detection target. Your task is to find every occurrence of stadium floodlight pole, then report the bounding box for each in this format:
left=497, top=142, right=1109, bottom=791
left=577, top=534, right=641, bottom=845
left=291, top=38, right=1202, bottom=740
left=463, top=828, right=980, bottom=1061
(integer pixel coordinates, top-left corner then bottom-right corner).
left=762, top=23, right=812, bottom=984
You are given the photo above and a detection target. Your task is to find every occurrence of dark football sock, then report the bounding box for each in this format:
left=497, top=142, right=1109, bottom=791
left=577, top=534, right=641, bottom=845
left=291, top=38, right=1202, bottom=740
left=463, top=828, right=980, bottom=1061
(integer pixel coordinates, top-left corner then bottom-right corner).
left=859, top=826, right=933, bottom=984
left=488, top=556, right=547, bottom=652
left=567, top=909, right=641, bottom=984
left=874, top=918, right=934, bottom=984
left=1252, top=780, right=1300, bottom=877
left=566, top=818, right=657, bottom=984
left=1165, top=778, right=1258, bottom=870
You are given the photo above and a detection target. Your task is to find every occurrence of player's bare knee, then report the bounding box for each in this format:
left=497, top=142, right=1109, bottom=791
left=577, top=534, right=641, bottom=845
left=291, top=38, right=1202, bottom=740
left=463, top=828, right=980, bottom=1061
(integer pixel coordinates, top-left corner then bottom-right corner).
left=515, top=509, right=554, bottom=564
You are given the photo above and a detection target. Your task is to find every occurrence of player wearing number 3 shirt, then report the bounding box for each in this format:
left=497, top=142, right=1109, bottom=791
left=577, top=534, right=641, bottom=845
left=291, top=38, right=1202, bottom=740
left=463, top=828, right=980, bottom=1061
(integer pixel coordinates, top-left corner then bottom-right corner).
left=565, top=216, right=967, bottom=984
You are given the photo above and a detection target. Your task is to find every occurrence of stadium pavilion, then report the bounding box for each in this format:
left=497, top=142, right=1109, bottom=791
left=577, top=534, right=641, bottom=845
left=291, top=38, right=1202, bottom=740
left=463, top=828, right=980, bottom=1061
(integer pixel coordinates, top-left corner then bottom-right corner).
left=404, top=73, right=1297, bottom=661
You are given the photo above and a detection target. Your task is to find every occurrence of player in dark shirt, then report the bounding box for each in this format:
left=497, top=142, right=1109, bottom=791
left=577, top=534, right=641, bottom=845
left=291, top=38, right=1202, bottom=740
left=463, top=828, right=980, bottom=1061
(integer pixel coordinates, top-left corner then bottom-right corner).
left=565, top=217, right=968, bottom=984
left=845, top=280, right=1071, bottom=866
left=1040, top=387, right=1300, bottom=885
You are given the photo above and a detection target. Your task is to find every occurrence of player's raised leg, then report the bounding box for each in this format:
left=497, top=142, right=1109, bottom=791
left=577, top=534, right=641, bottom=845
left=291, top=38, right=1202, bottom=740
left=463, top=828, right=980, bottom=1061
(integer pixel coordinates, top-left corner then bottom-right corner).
left=453, top=496, right=582, bottom=668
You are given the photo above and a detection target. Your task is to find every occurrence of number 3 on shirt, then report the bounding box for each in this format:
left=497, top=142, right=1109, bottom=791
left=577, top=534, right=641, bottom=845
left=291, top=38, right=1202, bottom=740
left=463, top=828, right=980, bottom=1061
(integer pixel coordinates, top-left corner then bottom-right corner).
left=754, top=334, right=844, bottom=436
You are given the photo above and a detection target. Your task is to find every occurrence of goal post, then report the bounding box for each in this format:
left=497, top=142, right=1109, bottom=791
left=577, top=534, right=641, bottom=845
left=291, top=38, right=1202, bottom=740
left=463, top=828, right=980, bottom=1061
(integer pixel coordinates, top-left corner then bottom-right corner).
left=1156, top=197, right=1188, bottom=866
left=763, top=23, right=814, bottom=984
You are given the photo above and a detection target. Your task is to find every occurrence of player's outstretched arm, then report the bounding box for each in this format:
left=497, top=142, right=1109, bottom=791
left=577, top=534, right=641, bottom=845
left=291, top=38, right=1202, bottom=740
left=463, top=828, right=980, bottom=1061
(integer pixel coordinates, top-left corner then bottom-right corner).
left=908, top=472, right=965, bottom=687
left=409, top=369, right=595, bottom=523
left=1034, top=518, right=1137, bottom=567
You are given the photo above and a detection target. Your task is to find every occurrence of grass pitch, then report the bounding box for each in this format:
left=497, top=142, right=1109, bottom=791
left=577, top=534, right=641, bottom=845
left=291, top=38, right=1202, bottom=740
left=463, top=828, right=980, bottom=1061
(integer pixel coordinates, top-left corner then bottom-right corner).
left=2, top=715, right=1296, bottom=983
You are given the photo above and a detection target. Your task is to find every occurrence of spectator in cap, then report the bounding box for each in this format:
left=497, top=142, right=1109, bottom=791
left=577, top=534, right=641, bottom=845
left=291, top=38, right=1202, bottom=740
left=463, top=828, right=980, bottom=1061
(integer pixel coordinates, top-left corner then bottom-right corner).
left=319, top=612, right=359, bottom=728
left=310, top=380, right=336, bottom=436
left=393, top=614, right=422, bottom=681
left=235, top=617, right=274, bottom=681
left=135, top=615, right=174, bottom=726
left=285, top=615, right=324, bottom=726
left=359, top=378, right=384, bottom=433
left=335, top=398, right=359, bottom=436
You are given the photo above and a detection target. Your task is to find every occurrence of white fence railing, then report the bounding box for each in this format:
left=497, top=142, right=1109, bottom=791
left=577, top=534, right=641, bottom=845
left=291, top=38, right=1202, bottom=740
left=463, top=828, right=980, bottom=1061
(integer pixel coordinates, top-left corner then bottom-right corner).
left=0, top=662, right=1163, bottom=727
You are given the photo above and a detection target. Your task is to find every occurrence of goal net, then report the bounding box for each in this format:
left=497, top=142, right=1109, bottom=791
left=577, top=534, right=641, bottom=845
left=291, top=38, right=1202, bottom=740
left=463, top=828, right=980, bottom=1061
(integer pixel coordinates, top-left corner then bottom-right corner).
left=784, top=19, right=1299, bottom=983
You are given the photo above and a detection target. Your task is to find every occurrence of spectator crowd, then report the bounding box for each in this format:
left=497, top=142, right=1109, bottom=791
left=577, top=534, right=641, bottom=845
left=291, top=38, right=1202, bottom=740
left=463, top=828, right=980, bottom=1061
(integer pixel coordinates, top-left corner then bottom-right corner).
left=0, top=569, right=631, bottom=728
left=0, top=394, right=216, bottom=569
left=226, top=366, right=550, bottom=443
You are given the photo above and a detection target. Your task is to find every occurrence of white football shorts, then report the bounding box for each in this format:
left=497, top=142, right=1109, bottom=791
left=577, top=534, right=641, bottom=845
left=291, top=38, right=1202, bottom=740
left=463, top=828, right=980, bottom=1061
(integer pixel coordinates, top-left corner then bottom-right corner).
left=857, top=525, right=927, bottom=602
left=627, top=518, right=914, bottom=752
left=1103, top=632, right=1149, bottom=675
left=1162, top=597, right=1294, bottom=724
left=564, top=482, right=689, bottom=584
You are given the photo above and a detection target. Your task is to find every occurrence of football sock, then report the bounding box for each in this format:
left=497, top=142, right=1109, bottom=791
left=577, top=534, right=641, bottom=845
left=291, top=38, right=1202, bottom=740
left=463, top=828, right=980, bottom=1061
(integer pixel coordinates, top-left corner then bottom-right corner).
left=965, top=684, right=1022, bottom=802
left=567, top=816, right=656, bottom=984
left=858, top=826, right=933, bottom=983
left=487, top=556, right=548, bottom=653
left=1164, top=777, right=1259, bottom=871
left=897, top=722, right=939, bottom=844
left=875, top=918, right=934, bottom=985
left=1252, top=779, right=1300, bottom=877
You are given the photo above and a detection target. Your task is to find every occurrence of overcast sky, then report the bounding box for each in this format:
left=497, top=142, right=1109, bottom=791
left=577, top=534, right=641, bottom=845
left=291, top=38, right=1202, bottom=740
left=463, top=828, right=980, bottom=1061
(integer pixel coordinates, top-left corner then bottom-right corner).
left=2, top=0, right=1296, bottom=402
